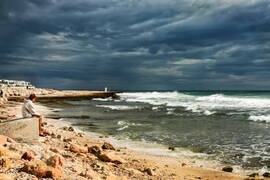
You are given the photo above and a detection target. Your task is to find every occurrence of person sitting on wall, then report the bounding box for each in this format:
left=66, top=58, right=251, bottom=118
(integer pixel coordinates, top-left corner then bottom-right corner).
left=22, top=94, right=46, bottom=136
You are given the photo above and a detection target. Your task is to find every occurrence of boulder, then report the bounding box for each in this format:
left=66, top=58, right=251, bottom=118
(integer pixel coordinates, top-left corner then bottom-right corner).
left=46, top=155, right=64, bottom=169
left=70, top=144, right=88, bottom=153
left=102, top=142, right=115, bottom=150
left=97, top=151, right=125, bottom=164
left=143, top=168, right=154, bottom=176
left=222, top=166, right=233, bottom=172
left=22, top=160, right=65, bottom=179
left=21, top=152, right=35, bottom=161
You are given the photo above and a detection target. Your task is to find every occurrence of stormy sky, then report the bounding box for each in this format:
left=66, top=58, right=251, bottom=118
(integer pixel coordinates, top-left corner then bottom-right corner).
left=0, top=0, right=269, bottom=90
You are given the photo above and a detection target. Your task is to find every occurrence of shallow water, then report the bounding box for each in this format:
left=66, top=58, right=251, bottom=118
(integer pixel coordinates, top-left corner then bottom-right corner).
left=43, top=91, right=270, bottom=170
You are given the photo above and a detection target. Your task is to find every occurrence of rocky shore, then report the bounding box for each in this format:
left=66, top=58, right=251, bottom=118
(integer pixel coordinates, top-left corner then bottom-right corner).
left=0, top=88, right=269, bottom=179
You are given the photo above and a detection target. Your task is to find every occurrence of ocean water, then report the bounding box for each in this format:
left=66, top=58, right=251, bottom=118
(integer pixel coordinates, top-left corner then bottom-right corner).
left=43, top=91, right=270, bottom=170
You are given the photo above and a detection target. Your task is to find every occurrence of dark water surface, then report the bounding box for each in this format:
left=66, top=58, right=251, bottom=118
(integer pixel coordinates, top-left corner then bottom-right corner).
left=42, top=91, right=270, bottom=170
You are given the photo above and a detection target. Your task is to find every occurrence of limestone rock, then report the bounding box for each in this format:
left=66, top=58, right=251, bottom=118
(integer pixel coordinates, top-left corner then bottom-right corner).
left=21, top=152, right=35, bottom=161
left=46, top=155, right=64, bottom=169
left=70, top=144, right=88, bottom=153
left=222, top=166, right=233, bottom=172
left=0, top=157, right=12, bottom=168
left=0, top=173, right=13, bottom=180
left=22, top=160, right=65, bottom=179
left=80, top=168, right=101, bottom=180
left=143, top=168, right=154, bottom=176
left=102, top=142, right=115, bottom=150
left=97, top=151, right=125, bottom=164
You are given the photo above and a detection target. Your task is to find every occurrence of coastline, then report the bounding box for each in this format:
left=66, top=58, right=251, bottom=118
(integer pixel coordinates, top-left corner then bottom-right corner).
left=0, top=100, right=250, bottom=179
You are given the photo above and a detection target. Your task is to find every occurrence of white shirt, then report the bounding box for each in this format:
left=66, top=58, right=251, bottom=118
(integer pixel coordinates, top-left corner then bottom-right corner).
left=22, top=99, right=41, bottom=118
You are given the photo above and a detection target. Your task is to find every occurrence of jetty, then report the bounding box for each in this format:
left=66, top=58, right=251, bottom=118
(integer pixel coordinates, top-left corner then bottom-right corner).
left=7, top=90, right=121, bottom=102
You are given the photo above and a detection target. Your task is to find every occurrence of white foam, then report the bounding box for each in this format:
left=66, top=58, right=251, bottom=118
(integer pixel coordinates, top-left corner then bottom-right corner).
left=248, top=115, right=270, bottom=123
left=119, top=92, right=270, bottom=117
left=96, top=105, right=139, bottom=110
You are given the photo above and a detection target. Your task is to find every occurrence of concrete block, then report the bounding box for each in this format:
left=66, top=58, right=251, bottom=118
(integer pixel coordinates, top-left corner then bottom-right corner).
left=0, top=118, right=39, bottom=144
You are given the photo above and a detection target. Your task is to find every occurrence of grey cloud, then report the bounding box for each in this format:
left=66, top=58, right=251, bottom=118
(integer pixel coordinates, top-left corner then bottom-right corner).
left=0, top=0, right=269, bottom=90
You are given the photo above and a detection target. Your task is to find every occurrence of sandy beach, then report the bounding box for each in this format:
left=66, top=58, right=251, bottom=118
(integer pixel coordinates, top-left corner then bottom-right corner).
left=0, top=95, right=263, bottom=180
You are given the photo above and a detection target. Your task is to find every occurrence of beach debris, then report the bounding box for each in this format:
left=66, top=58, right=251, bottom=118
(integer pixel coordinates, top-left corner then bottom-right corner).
left=97, top=151, right=126, bottom=164
left=168, top=146, right=175, bottom=151
left=263, top=172, right=270, bottom=177
left=102, top=142, right=115, bottom=150
left=88, top=145, right=102, bottom=155
left=22, top=160, right=65, bottom=179
left=222, top=166, right=233, bottom=172
left=0, top=135, right=15, bottom=145
left=70, top=144, right=88, bottom=153
left=68, top=126, right=75, bottom=132
left=21, top=152, right=35, bottom=161
left=248, top=173, right=259, bottom=177
left=46, top=155, right=64, bottom=169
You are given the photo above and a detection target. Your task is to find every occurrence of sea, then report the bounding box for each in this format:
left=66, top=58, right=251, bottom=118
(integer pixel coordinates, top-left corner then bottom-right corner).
left=42, top=91, right=270, bottom=171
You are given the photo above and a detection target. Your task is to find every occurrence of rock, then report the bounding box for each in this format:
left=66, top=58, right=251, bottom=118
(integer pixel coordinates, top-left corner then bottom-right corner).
left=70, top=144, right=88, bottom=153
left=0, top=173, right=13, bottom=180
left=68, top=126, right=75, bottom=131
left=0, top=157, right=12, bottom=168
left=80, top=168, right=101, bottom=180
left=46, top=155, right=64, bottom=169
left=77, top=133, right=85, bottom=137
left=102, top=142, right=115, bottom=150
left=0, top=146, right=19, bottom=158
left=88, top=145, right=102, bottom=155
left=97, top=151, right=125, bottom=164
left=263, top=172, right=270, bottom=177
left=0, top=135, right=15, bottom=145
left=22, top=160, right=65, bottom=179
left=63, top=138, right=73, bottom=143
left=168, top=146, right=175, bottom=151
left=50, top=147, right=61, bottom=153
left=42, top=122, right=48, bottom=126
left=63, top=126, right=69, bottom=131
left=143, top=168, right=154, bottom=176
left=21, top=152, right=35, bottom=161
left=222, top=166, right=233, bottom=172
left=248, top=173, right=259, bottom=177
left=57, top=135, right=62, bottom=139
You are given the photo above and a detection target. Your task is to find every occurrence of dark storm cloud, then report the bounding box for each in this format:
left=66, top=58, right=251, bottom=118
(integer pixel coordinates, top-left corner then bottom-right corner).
left=0, top=0, right=269, bottom=90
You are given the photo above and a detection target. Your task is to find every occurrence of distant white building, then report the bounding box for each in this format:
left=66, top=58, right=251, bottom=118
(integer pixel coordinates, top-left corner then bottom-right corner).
left=0, top=80, right=34, bottom=87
